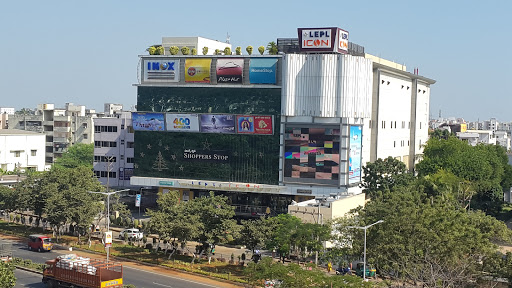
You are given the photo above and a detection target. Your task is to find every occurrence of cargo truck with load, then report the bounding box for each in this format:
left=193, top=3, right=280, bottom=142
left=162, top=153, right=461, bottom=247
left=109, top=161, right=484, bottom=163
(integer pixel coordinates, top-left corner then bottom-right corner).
left=43, top=254, right=123, bottom=288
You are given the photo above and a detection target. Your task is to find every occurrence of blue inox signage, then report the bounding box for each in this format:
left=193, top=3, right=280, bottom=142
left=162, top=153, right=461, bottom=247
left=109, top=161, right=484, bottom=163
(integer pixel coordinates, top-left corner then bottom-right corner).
left=143, top=59, right=180, bottom=82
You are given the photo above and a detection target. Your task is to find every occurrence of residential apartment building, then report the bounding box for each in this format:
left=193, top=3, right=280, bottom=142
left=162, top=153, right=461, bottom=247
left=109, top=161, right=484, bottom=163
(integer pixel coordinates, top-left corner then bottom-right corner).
left=8, top=103, right=94, bottom=164
left=0, top=129, right=45, bottom=172
left=93, top=111, right=135, bottom=190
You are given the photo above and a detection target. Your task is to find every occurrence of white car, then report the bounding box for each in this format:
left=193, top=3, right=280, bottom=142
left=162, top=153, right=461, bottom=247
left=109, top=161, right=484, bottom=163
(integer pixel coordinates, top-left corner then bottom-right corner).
left=119, top=228, right=143, bottom=240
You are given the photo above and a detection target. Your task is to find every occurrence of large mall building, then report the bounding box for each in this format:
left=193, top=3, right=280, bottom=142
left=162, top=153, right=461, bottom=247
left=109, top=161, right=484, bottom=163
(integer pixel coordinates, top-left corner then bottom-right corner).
left=130, top=27, right=435, bottom=217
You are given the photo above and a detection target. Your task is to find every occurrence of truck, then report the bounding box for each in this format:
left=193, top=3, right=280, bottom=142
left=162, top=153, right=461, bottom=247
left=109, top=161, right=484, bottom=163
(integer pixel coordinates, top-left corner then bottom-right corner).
left=42, top=254, right=123, bottom=288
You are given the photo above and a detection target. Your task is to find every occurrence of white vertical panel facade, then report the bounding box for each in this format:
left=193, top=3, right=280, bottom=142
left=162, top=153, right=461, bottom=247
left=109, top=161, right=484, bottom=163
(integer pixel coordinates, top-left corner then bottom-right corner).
left=282, top=54, right=373, bottom=118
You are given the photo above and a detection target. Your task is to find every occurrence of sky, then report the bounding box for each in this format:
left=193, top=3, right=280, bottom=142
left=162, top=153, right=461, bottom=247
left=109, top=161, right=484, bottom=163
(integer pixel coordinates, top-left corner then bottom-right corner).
left=0, top=1, right=510, bottom=122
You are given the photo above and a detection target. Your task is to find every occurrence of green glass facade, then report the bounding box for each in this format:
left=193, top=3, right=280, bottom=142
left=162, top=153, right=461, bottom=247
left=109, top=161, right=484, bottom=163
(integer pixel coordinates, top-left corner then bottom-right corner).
left=134, top=86, right=281, bottom=185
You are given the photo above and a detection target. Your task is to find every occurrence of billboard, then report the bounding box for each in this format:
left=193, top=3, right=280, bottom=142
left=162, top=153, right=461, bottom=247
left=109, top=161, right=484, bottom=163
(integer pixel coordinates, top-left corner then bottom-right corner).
left=185, top=59, right=211, bottom=83
left=348, top=125, right=362, bottom=184
left=284, top=127, right=340, bottom=184
left=249, top=58, right=277, bottom=84
left=132, top=112, right=165, bottom=131
left=298, top=27, right=349, bottom=53
left=166, top=113, right=200, bottom=132
left=237, top=115, right=273, bottom=135
left=200, top=114, right=235, bottom=134
left=183, top=149, right=230, bottom=163
left=216, top=58, right=243, bottom=84
left=143, top=59, right=179, bottom=82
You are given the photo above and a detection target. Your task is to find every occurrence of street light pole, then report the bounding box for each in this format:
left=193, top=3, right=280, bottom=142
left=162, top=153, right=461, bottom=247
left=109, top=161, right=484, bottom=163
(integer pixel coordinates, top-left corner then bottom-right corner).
left=88, top=189, right=129, bottom=262
left=347, top=220, right=384, bottom=281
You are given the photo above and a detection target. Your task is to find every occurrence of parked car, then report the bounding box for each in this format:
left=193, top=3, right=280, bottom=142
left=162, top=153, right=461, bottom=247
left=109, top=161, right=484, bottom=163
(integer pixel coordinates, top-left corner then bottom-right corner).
left=28, top=234, right=53, bottom=252
left=119, top=228, right=143, bottom=240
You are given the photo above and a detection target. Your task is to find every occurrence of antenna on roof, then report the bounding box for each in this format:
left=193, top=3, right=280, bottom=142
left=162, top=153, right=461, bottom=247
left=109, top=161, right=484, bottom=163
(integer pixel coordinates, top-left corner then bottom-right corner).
left=226, top=33, right=230, bottom=44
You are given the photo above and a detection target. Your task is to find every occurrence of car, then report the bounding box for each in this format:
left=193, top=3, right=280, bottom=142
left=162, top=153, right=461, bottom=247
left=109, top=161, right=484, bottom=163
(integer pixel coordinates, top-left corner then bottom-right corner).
left=28, top=234, right=53, bottom=252
left=119, top=228, right=143, bottom=240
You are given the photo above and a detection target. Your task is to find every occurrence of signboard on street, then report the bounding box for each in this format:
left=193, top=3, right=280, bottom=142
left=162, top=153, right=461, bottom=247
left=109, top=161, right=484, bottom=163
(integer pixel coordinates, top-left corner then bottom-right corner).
left=104, top=231, right=113, bottom=245
left=135, top=194, right=141, bottom=207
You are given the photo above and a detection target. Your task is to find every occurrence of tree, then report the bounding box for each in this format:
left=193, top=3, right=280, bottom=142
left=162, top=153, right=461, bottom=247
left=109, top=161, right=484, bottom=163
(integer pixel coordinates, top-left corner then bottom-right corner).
left=224, top=47, right=231, bottom=55
left=202, top=47, right=208, bottom=55
left=246, top=46, right=253, bottom=55
left=53, top=143, right=93, bottom=170
left=169, top=46, right=179, bottom=55
left=191, top=48, right=197, bottom=55
left=258, top=46, right=265, bottom=55
left=239, top=217, right=273, bottom=253
left=360, top=156, right=414, bottom=199
left=335, top=183, right=512, bottom=286
left=235, top=46, right=242, bottom=55
left=0, top=186, right=18, bottom=219
left=42, top=166, right=104, bottom=241
left=266, top=41, right=278, bottom=55
left=0, top=261, right=16, bottom=288
left=416, top=136, right=510, bottom=215
left=265, top=214, right=302, bottom=263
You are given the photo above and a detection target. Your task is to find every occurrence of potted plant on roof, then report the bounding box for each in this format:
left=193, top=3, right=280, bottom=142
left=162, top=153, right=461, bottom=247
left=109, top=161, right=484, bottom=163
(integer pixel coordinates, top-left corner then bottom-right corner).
left=235, top=46, right=242, bottom=55
left=191, top=48, right=197, bottom=55
left=169, top=46, right=179, bottom=55
left=181, top=47, right=190, bottom=55
left=224, top=47, right=231, bottom=55
left=202, top=47, right=208, bottom=55
left=258, top=46, right=265, bottom=55
left=148, top=46, right=157, bottom=55
left=246, top=46, right=253, bottom=55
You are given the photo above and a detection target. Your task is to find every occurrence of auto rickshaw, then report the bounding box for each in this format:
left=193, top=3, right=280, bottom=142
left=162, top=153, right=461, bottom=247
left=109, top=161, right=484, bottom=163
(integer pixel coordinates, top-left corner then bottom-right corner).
left=355, top=261, right=376, bottom=278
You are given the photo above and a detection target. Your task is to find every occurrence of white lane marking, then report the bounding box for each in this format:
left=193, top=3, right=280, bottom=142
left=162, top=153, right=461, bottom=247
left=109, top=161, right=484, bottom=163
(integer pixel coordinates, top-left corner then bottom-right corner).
left=124, top=266, right=221, bottom=288
left=153, top=282, right=174, bottom=287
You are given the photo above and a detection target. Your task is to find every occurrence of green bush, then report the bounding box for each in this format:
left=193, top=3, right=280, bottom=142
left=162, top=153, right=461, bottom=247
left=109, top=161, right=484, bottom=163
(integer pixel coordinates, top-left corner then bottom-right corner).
left=15, top=214, right=20, bottom=223
left=156, top=46, right=164, bottom=55
left=202, top=47, right=208, bottom=55
left=235, top=46, right=242, bottom=55
left=191, top=48, right=197, bottom=55
left=133, top=219, right=139, bottom=228
left=214, top=49, right=221, bottom=55
left=23, top=259, right=32, bottom=266
left=148, top=46, right=157, bottom=55
left=224, top=47, right=231, bottom=55
left=258, top=46, right=265, bottom=55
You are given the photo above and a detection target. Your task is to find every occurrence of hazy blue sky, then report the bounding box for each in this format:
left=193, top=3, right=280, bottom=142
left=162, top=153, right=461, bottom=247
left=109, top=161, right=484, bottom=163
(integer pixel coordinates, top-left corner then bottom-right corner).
left=1, top=1, right=510, bottom=122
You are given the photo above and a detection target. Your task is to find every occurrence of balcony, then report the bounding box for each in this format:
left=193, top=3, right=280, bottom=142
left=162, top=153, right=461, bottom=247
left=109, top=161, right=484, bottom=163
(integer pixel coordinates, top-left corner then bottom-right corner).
left=54, top=116, right=71, bottom=122
left=54, top=126, right=71, bottom=133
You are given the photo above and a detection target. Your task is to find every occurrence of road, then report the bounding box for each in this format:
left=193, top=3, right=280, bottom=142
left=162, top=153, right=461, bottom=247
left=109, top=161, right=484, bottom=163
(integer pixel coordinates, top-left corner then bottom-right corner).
left=5, top=238, right=236, bottom=288
left=15, top=269, right=45, bottom=288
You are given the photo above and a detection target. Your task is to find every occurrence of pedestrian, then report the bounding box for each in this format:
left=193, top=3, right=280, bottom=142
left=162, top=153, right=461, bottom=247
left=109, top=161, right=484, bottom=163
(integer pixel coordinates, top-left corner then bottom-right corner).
left=327, top=261, right=332, bottom=273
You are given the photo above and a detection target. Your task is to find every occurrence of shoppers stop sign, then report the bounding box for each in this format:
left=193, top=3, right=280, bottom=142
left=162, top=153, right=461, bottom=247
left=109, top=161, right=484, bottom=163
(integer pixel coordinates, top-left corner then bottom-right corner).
left=298, top=27, right=349, bottom=53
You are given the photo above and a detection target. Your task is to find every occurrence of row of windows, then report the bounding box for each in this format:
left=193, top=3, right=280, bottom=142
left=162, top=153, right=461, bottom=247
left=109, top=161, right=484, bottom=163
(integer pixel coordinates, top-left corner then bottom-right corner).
left=94, top=156, right=116, bottom=163
left=394, top=140, right=410, bottom=147
left=94, top=125, right=118, bottom=133
left=11, top=150, right=37, bottom=157
left=93, top=155, right=134, bottom=163
left=94, top=171, right=117, bottom=178
left=94, top=141, right=117, bottom=148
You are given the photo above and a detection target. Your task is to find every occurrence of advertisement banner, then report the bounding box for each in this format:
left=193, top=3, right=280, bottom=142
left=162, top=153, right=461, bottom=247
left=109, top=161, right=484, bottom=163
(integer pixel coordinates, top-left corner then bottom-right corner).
left=249, top=58, right=277, bottom=84
left=104, top=231, right=112, bottom=244
left=216, top=58, right=243, bottom=83
left=200, top=114, right=235, bottom=134
left=337, top=28, right=349, bottom=53
left=132, top=112, right=165, bottom=131
left=135, top=194, right=141, bottom=207
left=166, top=113, right=200, bottom=132
left=185, top=59, right=211, bottom=83
left=143, top=59, right=179, bottom=82
left=237, top=115, right=273, bottom=135
left=348, top=125, right=362, bottom=184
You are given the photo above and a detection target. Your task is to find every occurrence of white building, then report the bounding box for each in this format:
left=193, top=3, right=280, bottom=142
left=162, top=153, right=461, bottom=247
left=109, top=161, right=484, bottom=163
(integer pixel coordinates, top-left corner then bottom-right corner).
left=104, top=103, right=123, bottom=115
left=161, top=37, right=232, bottom=55
left=0, top=129, right=45, bottom=172
left=93, top=111, right=135, bottom=189
left=495, top=131, right=510, bottom=151
left=8, top=103, right=94, bottom=164
left=0, top=108, right=15, bottom=115
left=457, top=129, right=496, bottom=146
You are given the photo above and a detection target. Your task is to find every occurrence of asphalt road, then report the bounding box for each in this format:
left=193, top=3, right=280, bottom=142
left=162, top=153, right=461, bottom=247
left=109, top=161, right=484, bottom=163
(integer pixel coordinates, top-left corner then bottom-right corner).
left=15, top=269, right=45, bottom=288
left=5, top=239, right=232, bottom=288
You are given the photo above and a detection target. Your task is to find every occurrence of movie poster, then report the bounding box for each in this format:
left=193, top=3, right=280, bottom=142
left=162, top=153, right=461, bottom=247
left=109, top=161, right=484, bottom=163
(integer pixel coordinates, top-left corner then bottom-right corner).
left=199, top=114, right=235, bottom=134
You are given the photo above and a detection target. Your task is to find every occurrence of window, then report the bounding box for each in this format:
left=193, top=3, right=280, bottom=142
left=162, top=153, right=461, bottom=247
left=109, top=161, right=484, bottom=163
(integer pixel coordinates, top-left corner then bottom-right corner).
left=127, top=126, right=134, bottom=133
left=381, top=121, right=385, bottom=129
left=95, top=125, right=118, bottom=133
left=94, top=141, right=117, bottom=148
left=14, top=151, right=20, bottom=157
left=393, top=141, right=396, bottom=147
left=121, top=140, right=125, bottom=145
left=420, top=122, right=422, bottom=129
left=127, top=157, right=134, bottom=163
left=121, top=124, right=125, bottom=129
left=82, top=123, right=87, bottom=128
left=120, top=155, right=124, bottom=160
left=31, top=150, right=37, bottom=156
left=94, top=171, right=115, bottom=178
left=83, top=134, right=88, bottom=139
left=402, top=121, right=405, bottom=129
left=127, top=142, right=135, bottom=148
